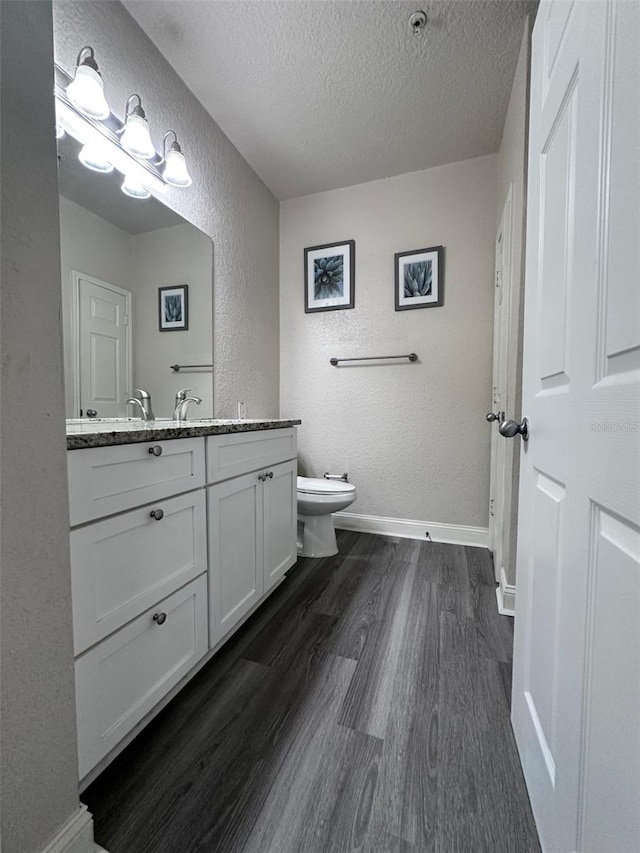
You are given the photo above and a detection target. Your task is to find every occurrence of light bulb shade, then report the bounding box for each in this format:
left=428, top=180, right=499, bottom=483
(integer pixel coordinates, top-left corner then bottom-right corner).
left=66, top=65, right=110, bottom=120
left=121, top=113, right=155, bottom=160
left=163, top=147, right=192, bottom=187
left=121, top=174, right=151, bottom=199
left=79, top=143, right=114, bottom=173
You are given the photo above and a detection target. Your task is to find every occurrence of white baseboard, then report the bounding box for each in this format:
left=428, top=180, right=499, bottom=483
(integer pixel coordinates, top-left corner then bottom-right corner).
left=333, top=511, right=489, bottom=549
left=496, top=567, right=516, bottom=616
left=41, top=805, right=96, bottom=853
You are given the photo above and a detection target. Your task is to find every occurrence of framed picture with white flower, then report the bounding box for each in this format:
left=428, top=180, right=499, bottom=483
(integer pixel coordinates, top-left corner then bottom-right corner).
left=394, top=245, right=444, bottom=311
left=159, top=284, right=189, bottom=331
left=304, top=239, right=355, bottom=313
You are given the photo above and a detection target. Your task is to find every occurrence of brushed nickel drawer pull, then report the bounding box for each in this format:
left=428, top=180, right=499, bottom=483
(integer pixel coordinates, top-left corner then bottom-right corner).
left=148, top=445, right=163, bottom=456
left=153, top=612, right=167, bottom=625
left=150, top=509, right=164, bottom=521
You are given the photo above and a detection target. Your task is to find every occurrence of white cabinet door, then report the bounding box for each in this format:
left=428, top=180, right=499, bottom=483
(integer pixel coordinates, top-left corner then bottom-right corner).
left=208, top=470, right=264, bottom=647
left=71, top=489, right=207, bottom=654
left=75, top=575, right=208, bottom=780
left=263, top=459, right=296, bottom=592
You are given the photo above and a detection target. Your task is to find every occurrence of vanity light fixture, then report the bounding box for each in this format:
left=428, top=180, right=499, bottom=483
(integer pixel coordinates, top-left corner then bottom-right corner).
left=162, top=131, right=192, bottom=187
left=121, top=174, right=151, bottom=199
left=120, top=94, right=155, bottom=160
left=66, top=47, right=110, bottom=120
left=78, top=142, right=114, bottom=174
left=55, top=49, right=194, bottom=196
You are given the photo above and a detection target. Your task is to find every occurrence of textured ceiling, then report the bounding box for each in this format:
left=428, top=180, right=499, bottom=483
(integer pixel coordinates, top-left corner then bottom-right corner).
left=123, top=0, right=535, bottom=200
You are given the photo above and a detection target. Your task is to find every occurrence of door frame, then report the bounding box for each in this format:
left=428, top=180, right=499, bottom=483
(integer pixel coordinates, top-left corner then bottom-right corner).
left=489, top=183, right=521, bottom=614
left=71, top=269, right=133, bottom=418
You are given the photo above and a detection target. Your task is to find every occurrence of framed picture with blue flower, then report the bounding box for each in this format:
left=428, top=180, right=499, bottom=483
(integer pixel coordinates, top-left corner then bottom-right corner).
left=158, top=284, right=189, bottom=331
left=304, top=239, right=355, bottom=313
left=394, top=245, right=444, bottom=311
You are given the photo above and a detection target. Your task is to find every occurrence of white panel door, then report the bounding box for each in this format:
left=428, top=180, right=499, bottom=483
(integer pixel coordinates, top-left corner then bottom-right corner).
left=208, top=470, right=264, bottom=647
left=512, top=3, right=640, bottom=852
left=263, top=459, right=297, bottom=592
left=77, top=272, right=131, bottom=418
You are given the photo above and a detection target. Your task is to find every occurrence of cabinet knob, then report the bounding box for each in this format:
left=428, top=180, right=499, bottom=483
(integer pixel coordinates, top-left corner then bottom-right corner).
left=153, top=612, right=167, bottom=625
left=258, top=473, right=265, bottom=481
left=150, top=509, right=164, bottom=521
left=267, top=471, right=274, bottom=478
left=148, top=445, right=163, bottom=457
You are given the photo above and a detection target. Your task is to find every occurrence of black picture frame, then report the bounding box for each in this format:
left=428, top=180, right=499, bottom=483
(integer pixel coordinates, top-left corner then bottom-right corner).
left=158, top=285, right=189, bottom=331
left=394, top=245, right=444, bottom=311
left=304, top=239, right=355, bottom=313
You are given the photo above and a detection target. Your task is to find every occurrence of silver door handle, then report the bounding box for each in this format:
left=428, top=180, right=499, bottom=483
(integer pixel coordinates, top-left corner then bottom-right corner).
left=499, top=417, right=529, bottom=441
left=486, top=411, right=504, bottom=423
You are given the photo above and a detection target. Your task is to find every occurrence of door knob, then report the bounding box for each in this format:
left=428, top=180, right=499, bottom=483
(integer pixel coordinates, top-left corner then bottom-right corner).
left=486, top=411, right=504, bottom=423
left=499, top=417, right=529, bottom=441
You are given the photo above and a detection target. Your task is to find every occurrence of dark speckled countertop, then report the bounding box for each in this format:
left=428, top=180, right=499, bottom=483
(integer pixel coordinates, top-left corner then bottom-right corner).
left=66, top=418, right=301, bottom=450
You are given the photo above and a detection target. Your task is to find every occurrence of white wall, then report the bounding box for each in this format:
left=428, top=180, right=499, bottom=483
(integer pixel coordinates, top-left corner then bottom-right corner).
left=53, top=0, right=280, bottom=420
left=0, top=3, right=89, bottom=852
left=280, top=155, right=497, bottom=529
left=495, top=19, right=532, bottom=587
left=59, top=195, right=135, bottom=416
left=132, top=224, right=214, bottom=418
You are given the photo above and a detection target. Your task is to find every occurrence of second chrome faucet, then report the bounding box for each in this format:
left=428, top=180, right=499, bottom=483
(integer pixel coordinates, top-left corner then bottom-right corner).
left=173, top=388, right=202, bottom=421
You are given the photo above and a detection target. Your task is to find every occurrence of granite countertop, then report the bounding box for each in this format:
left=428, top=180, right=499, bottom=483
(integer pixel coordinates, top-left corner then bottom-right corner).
left=66, top=418, right=301, bottom=450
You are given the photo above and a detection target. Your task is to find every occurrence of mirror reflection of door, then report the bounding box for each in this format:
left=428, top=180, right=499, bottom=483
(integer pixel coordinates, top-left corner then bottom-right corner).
left=75, top=271, right=132, bottom=418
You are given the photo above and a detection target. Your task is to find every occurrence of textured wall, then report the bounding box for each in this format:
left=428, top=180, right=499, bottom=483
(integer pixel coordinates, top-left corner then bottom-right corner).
left=59, top=195, right=135, bottom=416
left=0, top=3, right=85, bottom=851
left=53, top=0, right=280, bottom=420
left=132, top=224, right=214, bottom=419
left=280, top=156, right=497, bottom=527
left=495, top=20, right=532, bottom=586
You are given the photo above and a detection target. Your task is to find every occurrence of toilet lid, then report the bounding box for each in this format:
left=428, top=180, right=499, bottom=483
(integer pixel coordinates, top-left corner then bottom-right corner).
left=297, top=476, right=355, bottom=496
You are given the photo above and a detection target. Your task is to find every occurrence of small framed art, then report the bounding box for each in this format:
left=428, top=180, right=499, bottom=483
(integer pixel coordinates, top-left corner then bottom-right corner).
left=304, top=239, right=355, bottom=313
left=159, top=285, right=189, bottom=331
left=394, top=245, right=444, bottom=311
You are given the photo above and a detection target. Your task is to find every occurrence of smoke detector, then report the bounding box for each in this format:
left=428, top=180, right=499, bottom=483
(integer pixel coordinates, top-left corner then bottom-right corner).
left=409, top=11, right=427, bottom=33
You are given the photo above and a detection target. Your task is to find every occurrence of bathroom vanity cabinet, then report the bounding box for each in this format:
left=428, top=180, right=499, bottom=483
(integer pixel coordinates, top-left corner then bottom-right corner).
left=206, top=430, right=297, bottom=646
left=66, top=422, right=298, bottom=783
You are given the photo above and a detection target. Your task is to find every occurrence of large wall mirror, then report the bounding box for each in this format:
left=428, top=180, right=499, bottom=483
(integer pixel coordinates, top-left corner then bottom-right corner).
left=57, top=132, right=213, bottom=420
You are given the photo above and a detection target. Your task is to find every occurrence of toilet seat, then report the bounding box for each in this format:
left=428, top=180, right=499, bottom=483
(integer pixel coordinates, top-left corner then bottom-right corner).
left=297, top=476, right=355, bottom=496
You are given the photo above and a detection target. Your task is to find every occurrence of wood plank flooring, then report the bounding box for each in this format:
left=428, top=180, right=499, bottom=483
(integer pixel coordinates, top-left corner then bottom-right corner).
left=83, top=531, right=541, bottom=853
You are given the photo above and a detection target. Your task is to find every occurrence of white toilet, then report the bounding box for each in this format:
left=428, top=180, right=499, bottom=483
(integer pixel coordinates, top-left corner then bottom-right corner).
left=297, top=476, right=357, bottom=558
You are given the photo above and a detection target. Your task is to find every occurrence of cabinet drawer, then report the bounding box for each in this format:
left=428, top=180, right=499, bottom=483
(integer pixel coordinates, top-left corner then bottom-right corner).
left=68, top=438, right=205, bottom=525
left=75, top=575, right=208, bottom=780
left=206, top=428, right=296, bottom=483
left=71, top=489, right=207, bottom=655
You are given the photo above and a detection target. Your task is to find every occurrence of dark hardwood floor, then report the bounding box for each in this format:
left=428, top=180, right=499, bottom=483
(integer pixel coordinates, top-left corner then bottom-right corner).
left=83, top=531, right=541, bottom=853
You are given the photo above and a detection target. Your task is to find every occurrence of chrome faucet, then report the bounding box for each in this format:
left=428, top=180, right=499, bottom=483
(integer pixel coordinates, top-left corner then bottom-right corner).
left=174, top=394, right=202, bottom=421
left=125, top=388, right=155, bottom=421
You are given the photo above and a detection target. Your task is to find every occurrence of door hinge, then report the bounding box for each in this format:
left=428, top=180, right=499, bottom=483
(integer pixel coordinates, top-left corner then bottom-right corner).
left=489, top=498, right=495, bottom=517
